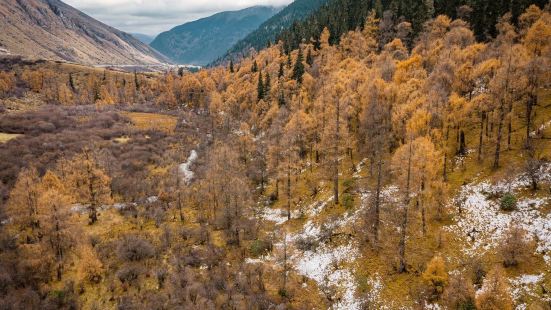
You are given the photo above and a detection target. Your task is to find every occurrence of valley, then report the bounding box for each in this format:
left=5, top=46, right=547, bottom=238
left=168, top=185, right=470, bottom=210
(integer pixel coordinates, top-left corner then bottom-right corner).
left=0, top=0, right=550, bottom=309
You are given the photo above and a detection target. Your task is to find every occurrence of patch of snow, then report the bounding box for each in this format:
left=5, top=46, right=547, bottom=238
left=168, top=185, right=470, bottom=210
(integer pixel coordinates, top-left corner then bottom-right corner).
left=146, top=196, right=159, bottom=204
left=364, top=274, right=388, bottom=308
left=260, top=207, right=293, bottom=225
left=70, top=203, right=88, bottom=214
left=179, top=150, right=198, bottom=185
left=530, top=119, right=551, bottom=137
left=510, top=274, right=547, bottom=308
left=295, top=243, right=361, bottom=310
left=425, top=302, right=442, bottom=310
left=446, top=165, right=551, bottom=261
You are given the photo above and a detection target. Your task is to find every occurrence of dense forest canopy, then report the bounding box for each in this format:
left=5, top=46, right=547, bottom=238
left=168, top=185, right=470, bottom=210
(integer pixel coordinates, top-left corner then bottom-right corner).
left=0, top=2, right=550, bottom=309
left=277, top=0, right=549, bottom=51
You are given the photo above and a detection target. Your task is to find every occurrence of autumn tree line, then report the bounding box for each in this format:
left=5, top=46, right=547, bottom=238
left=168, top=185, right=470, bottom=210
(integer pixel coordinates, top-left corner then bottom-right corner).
left=152, top=4, right=548, bottom=307
left=0, top=3, right=550, bottom=309
left=0, top=61, right=162, bottom=106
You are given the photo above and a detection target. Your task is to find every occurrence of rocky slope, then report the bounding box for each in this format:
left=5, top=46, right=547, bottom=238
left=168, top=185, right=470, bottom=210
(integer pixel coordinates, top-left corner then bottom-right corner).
left=0, top=0, right=169, bottom=65
left=150, top=6, right=281, bottom=66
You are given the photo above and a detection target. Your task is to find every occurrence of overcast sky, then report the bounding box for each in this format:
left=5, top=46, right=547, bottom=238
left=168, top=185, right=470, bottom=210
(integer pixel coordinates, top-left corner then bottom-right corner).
left=64, top=0, right=293, bottom=36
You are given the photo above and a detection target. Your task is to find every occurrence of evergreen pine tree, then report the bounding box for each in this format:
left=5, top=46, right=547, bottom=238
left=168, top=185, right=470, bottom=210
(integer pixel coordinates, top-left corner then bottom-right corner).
left=69, top=73, right=76, bottom=92
left=134, top=70, right=140, bottom=91
left=264, top=73, right=271, bottom=98
left=287, top=53, right=292, bottom=68
left=306, top=49, right=314, bottom=66
left=279, top=62, right=285, bottom=78
left=230, top=60, right=234, bottom=73
left=292, top=49, right=305, bottom=84
left=257, top=71, right=264, bottom=101
left=278, top=89, right=286, bottom=106
left=252, top=60, right=258, bottom=73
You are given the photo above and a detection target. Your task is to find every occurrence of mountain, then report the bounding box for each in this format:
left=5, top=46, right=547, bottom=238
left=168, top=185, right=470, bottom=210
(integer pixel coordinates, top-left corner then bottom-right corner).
left=219, top=0, right=328, bottom=64
left=150, top=6, right=281, bottom=66
left=131, top=33, right=155, bottom=45
left=0, top=0, right=169, bottom=65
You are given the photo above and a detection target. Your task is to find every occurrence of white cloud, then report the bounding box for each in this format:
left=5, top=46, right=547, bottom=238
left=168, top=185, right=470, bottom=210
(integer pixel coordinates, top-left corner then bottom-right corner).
left=64, top=0, right=292, bottom=36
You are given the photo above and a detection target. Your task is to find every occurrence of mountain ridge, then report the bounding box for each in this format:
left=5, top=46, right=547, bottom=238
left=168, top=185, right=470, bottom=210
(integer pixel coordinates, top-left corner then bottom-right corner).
left=216, top=0, right=328, bottom=65
left=150, top=6, right=281, bottom=66
left=0, top=0, right=170, bottom=65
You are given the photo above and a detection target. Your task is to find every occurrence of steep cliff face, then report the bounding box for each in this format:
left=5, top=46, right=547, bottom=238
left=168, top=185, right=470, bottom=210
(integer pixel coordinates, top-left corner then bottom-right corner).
left=0, top=0, right=170, bottom=65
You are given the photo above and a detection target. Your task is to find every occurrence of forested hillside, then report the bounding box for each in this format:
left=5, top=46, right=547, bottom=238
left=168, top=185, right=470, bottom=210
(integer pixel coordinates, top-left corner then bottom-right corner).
left=218, top=0, right=328, bottom=64
left=277, top=0, right=549, bottom=51
left=0, top=3, right=550, bottom=309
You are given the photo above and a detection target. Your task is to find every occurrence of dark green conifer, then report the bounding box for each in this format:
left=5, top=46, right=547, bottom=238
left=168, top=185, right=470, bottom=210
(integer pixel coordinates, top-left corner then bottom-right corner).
left=257, top=71, right=264, bottom=101
left=292, top=49, right=305, bottom=84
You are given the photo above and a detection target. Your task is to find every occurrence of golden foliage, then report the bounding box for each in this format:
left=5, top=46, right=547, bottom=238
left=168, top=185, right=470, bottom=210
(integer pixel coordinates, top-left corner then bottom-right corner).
left=476, top=267, right=513, bottom=310
left=422, top=256, right=449, bottom=295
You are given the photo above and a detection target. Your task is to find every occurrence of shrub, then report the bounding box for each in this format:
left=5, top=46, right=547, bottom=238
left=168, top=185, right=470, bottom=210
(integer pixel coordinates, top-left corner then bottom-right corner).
left=471, top=259, right=486, bottom=287
left=295, top=236, right=319, bottom=252
left=278, top=288, right=289, bottom=298
left=443, top=274, right=476, bottom=310
left=250, top=239, right=273, bottom=257
left=117, top=235, right=155, bottom=262
left=499, top=226, right=532, bottom=267
left=476, top=267, right=513, bottom=310
left=342, top=193, right=354, bottom=209
left=116, top=264, right=142, bottom=285
left=500, top=193, right=517, bottom=211
left=77, top=246, right=103, bottom=284
left=342, top=178, right=355, bottom=193
left=422, top=256, right=448, bottom=299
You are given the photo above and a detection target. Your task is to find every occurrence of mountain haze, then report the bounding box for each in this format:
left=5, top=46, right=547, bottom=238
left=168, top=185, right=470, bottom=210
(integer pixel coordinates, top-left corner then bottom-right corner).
left=131, top=33, right=156, bottom=45
left=0, top=0, right=169, bottom=65
left=150, top=6, right=281, bottom=66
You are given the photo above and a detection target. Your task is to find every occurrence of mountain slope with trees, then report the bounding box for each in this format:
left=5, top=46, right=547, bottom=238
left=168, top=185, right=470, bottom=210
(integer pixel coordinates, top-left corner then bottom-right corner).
left=0, top=2, right=550, bottom=310
left=217, top=0, right=328, bottom=64
left=150, top=6, right=281, bottom=66
left=277, top=0, right=549, bottom=51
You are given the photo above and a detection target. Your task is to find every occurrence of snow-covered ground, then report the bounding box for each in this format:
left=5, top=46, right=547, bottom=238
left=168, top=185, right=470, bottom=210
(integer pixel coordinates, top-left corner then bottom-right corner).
left=445, top=164, right=551, bottom=263
left=509, top=273, right=549, bottom=309
left=249, top=157, right=410, bottom=309
left=446, top=164, right=551, bottom=308
left=179, top=150, right=198, bottom=184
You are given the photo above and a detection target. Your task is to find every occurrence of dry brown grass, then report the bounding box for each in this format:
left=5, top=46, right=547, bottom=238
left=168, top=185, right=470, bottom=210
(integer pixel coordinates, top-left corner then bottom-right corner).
left=0, top=132, right=21, bottom=143
left=122, top=112, right=177, bottom=133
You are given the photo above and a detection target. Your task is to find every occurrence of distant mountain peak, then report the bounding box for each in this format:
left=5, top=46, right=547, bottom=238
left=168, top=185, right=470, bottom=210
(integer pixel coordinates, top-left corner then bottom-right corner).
left=150, top=6, right=281, bottom=66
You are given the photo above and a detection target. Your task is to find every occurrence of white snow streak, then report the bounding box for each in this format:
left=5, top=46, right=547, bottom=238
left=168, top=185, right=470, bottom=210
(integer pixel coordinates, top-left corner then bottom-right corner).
left=179, top=150, right=198, bottom=184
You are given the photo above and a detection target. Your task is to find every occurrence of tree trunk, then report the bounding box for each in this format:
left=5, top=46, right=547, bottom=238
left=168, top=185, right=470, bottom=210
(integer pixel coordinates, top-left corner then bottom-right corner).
left=478, top=112, right=485, bottom=162
left=399, top=139, right=413, bottom=274
left=525, top=95, right=535, bottom=148
left=507, top=117, right=512, bottom=151
left=333, top=99, right=340, bottom=205
left=287, top=156, right=291, bottom=221
left=494, top=53, right=513, bottom=170
left=420, top=197, right=426, bottom=237
left=443, top=153, right=448, bottom=182
left=374, top=158, right=382, bottom=245
left=494, top=105, right=505, bottom=170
